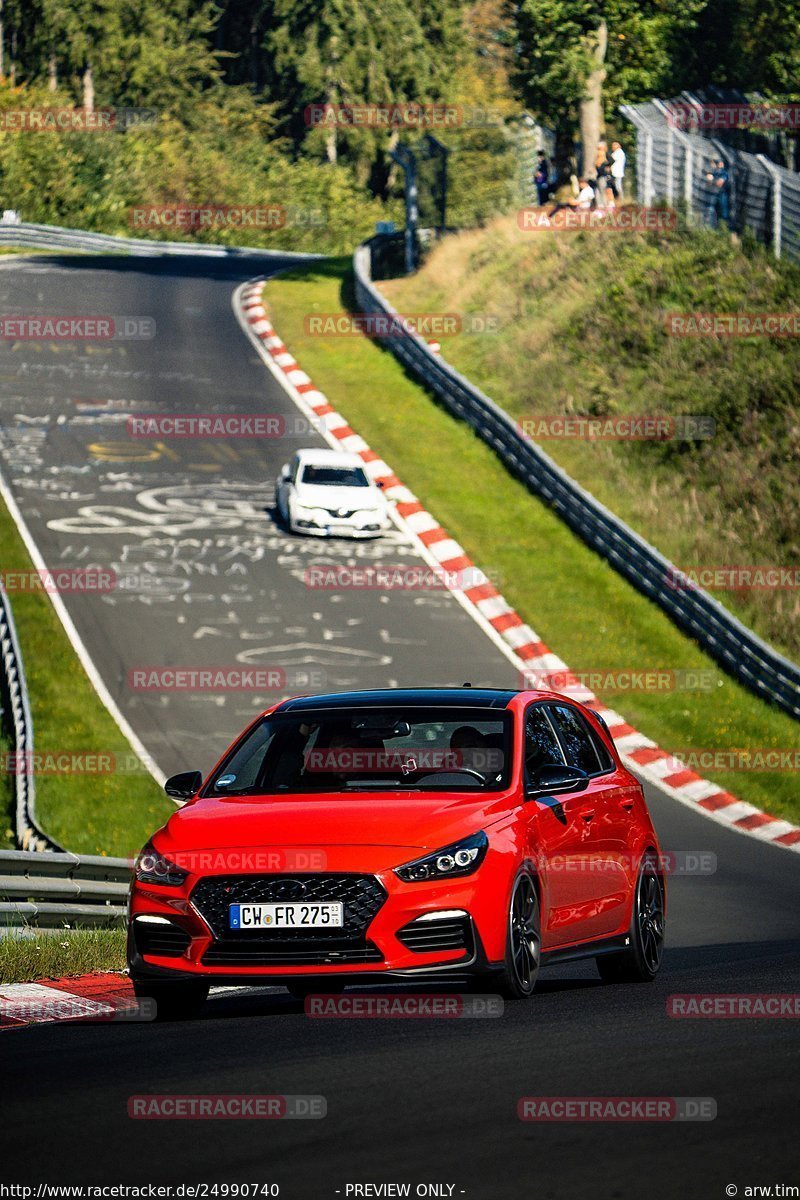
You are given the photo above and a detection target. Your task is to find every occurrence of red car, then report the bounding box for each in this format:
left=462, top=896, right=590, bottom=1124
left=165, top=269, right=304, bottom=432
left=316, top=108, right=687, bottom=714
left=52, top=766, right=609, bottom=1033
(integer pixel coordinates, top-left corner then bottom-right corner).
left=128, top=688, right=666, bottom=1017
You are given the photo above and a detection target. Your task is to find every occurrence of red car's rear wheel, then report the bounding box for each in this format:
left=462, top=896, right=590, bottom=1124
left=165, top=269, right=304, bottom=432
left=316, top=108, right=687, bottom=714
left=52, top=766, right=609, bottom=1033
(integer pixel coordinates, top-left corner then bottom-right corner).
left=597, top=853, right=665, bottom=983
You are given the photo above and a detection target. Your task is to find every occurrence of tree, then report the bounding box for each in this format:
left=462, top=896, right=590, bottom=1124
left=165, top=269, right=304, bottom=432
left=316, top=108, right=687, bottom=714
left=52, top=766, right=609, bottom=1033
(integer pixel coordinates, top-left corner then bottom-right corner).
left=38, top=0, right=221, bottom=112
left=510, top=0, right=704, bottom=174
left=264, top=0, right=466, bottom=193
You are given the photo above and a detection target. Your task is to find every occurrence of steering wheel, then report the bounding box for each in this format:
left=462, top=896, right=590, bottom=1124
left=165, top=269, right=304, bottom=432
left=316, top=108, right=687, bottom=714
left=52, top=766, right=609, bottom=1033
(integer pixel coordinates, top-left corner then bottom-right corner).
left=414, top=767, right=486, bottom=785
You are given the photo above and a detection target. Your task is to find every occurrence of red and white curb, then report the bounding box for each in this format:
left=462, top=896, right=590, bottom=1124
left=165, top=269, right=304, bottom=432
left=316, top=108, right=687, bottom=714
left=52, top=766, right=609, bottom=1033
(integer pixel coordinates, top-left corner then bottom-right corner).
left=234, top=280, right=800, bottom=855
left=0, top=973, right=137, bottom=1028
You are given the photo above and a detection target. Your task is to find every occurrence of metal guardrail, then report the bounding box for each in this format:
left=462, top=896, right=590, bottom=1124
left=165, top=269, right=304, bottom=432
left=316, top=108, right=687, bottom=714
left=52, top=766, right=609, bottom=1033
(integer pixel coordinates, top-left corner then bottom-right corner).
left=0, top=848, right=129, bottom=927
left=0, top=220, right=322, bottom=260
left=353, top=237, right=800, bottom=721
left=0, top=584, right=62, bottom=852
left=621, top=98, right=800, bottom=263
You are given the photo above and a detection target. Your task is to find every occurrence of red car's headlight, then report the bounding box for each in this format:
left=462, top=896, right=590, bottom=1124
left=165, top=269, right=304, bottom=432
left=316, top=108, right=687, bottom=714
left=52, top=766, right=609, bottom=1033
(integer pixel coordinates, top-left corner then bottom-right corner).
left=134, top=841, right=189, bottom=887
left=395, top=831, right=488, bottom=883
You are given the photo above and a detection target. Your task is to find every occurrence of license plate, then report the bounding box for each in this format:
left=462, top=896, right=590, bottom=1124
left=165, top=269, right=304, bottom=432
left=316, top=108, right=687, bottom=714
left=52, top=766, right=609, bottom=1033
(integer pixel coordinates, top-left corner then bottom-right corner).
left=229, top=902, right=344, bottom=930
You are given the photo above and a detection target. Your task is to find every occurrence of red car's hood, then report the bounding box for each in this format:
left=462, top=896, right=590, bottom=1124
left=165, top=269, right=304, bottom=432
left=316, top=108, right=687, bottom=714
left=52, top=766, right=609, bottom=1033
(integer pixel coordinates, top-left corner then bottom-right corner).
left=159, top=790, right=511, bottom=855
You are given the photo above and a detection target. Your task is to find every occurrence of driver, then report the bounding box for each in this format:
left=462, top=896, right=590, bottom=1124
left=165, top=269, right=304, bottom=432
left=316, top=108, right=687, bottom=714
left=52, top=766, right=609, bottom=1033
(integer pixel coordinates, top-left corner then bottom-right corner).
left=449, top=725, right=487, bottom=776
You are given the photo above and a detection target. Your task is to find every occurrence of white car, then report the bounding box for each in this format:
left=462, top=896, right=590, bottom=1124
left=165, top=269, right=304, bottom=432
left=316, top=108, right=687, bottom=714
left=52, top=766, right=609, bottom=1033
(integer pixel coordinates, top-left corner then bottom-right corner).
left=275, top=449, right=391, bottom=538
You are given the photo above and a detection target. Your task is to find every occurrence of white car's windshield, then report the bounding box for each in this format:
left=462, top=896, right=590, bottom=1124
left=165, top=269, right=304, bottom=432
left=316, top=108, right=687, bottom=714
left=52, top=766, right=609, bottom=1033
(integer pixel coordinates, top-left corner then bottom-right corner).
left=300, top=466, right=370, bottom=487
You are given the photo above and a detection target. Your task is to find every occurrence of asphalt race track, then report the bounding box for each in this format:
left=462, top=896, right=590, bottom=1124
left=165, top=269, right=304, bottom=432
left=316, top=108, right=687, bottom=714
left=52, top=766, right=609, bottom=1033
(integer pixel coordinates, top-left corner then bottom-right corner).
left=0, top=254, right=518, bottom=777
left=1, top=254, right=799, bottom=1199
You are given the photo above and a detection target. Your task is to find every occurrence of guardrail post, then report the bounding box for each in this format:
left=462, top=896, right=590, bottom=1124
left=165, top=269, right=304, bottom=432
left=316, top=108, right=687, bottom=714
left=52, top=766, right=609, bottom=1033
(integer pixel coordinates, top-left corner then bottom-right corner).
left=643, top=132, right=654, bottom=206
left=684, top=143, right=693, bottom=211
left=757, top=154, right=782, bottom=260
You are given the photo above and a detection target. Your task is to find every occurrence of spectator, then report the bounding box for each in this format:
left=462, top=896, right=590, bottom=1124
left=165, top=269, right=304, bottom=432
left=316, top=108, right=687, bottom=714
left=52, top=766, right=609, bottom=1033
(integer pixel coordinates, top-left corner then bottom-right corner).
left=534, top=151, right=550, bottom=205
left=705, top=159, right=730, bottom=227
left=547, top=178, right=594, bottom=223
left=610, top=141, right=626, bottom=199
left=593, top=140, right=618, bottom=212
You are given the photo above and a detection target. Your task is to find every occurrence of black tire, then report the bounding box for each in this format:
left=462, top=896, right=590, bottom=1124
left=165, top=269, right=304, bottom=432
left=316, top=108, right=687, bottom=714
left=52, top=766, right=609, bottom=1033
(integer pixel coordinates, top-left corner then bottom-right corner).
left=496, top=873, right=541, bottom=999
left=132, top=979, right=209, bottom=1021
left=596, top=853, right=665, bottom=983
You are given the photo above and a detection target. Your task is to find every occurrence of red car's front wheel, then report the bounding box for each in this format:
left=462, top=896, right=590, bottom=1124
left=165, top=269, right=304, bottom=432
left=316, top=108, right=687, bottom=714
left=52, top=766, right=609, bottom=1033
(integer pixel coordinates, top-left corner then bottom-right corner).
left=497, top=873, right=541, bottom=999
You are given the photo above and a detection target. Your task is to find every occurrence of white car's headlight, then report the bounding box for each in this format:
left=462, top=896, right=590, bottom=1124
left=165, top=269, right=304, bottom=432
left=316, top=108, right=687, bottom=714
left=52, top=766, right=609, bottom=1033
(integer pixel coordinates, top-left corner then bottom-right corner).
left=293, top=504, right=326, bottom=524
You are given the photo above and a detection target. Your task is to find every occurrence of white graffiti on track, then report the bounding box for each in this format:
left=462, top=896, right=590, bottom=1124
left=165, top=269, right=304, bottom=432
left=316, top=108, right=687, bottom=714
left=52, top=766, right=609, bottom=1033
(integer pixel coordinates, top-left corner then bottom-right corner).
left=236, top=641, right=392, bottom=669
left=46, top=481, right=274, bottom=536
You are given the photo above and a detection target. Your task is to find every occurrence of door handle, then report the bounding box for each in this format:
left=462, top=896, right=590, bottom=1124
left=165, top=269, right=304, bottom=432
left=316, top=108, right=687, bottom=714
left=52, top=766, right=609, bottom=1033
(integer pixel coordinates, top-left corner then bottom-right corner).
left=579, top=808, right=595, bottom=823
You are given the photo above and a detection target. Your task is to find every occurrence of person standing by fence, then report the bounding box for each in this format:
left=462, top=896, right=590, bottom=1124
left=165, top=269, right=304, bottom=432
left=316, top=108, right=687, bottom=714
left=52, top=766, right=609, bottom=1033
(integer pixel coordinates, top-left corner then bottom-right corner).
left=611, top=141, right=626, bottom=199
left=705, top=159, right=730, bottom=227
left=534, top=152, right=551, bottom=205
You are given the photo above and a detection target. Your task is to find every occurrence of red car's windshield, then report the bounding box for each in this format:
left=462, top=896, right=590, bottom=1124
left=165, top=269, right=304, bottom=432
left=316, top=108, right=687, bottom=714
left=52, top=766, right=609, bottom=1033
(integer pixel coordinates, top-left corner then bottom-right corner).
left=205, top=707, right=513, bottom=794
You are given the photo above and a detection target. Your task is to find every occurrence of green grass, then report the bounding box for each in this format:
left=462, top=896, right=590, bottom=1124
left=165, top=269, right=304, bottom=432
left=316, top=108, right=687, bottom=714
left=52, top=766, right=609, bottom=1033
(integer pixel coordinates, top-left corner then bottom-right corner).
left=263, top=258, right=800, bottom=824
left=0, top=495, right=174, bottom=856
left=0, top=928, right=126, bottom=983
left=381, top=215, right=800, bottom=662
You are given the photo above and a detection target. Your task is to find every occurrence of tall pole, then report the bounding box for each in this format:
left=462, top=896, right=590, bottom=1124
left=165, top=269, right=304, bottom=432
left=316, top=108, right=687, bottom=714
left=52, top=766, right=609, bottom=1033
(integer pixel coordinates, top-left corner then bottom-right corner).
left=424, top=133, right=449, bottom=236
left=390, top=144, right=418, bottom=273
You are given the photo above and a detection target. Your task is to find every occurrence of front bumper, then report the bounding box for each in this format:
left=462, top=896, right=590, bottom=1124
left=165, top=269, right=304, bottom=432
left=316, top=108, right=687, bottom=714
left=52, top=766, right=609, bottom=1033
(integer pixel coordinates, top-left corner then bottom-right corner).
left=128, top=862, right=504, bottom=984
left=289, top=510, right=389, bottom=538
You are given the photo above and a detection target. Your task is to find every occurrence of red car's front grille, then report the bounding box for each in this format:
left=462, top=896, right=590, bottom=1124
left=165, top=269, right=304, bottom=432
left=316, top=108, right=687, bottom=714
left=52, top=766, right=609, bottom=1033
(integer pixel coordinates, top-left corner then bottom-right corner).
left=190, top=873, right=388, bottom=945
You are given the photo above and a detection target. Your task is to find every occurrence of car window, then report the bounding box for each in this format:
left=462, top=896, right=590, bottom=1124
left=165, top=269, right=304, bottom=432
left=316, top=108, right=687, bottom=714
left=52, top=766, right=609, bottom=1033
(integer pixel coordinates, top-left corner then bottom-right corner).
left=587, top=722, right=614, bottom=771
left=205, top=707, right=512, bottom=794
left=548, top=704, right=605, bottom=775
left=300, top=465, right=370, bottom=487
left=524, top=706, right=565, bottom=783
